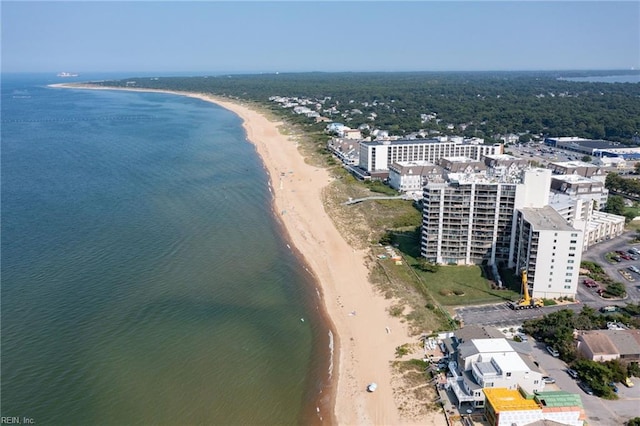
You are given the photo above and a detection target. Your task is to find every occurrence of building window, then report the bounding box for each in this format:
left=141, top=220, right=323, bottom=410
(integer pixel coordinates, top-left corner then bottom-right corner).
left=568, top=266, right=574, bottom=270
left=571, top=233, right=578, bottom=237
left=550, top=265, right=554, bottom=269
left=570, top=240, right=577, bottom=244
left=565, top=279, right=572, bottom=283
left=569, top=253, right=575, bottom=257
left=506, top=372, right=512, bottom=377
left=564, top=285, right=571, bottom=289
left=569, top=247, right=576, bottom=251
left=568, top=259, right=574, bottom=264
left=566, top=273, right=573, bottom=276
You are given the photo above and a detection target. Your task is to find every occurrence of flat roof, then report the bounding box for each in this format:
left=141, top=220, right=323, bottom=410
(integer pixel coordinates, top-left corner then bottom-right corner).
left=549, top=160, right=599, bottom=168
left=483, top=388, right=540, bottom=411
left=551, top=175, right=601, bottom=184
left=519, top=206, right=576, bottom=232
left=534, top=391, right=583, bottom=409
left=472, top=338, right=514, bottom=353
left=491, top=352, right=531, bottom=372
left=483, top=154, right=520, bottom=160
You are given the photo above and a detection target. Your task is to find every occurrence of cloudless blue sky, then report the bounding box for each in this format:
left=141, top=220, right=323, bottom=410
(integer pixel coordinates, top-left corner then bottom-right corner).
left=2, top=1, right=639, bottom=73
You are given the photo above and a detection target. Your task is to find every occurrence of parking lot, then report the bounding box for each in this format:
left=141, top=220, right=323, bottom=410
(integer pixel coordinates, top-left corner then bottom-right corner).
left=529, top=339, right=640, bottom=426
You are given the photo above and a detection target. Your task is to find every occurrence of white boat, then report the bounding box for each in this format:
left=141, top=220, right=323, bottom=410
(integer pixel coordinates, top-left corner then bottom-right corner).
left=367, top=382, right=377, bottom=392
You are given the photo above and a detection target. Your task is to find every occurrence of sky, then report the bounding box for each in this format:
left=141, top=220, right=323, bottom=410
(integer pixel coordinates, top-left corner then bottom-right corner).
left=2, top=1, right=639, bottom=73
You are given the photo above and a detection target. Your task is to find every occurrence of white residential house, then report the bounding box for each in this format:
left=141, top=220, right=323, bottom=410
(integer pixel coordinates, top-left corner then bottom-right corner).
left=447, top=338, right=544, bottom=408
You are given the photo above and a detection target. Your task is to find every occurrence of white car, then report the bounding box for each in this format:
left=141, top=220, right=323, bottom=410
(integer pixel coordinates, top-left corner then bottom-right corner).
left=546, top=346, right=560, bottom=357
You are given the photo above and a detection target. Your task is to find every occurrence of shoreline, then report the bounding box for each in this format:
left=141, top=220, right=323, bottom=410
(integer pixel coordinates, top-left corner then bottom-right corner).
left=50, top=83, right=438, bottom=425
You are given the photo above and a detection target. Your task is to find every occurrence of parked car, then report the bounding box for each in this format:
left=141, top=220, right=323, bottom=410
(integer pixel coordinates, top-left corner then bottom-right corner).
left=542, top=376, right=556, bottom=384
left=612, top=256, right=622, bottom=262
left=546, top=346, right=560, bottom=357
left=578, top=381, right=594, bottom=396
left=566, top=368, right=579, bottom=379
left=629, top=266, right=640, bottom=274
left=620, top=254, right=632, bottom=260
left=600, top=306, right=620, bottom=313
left=624, top=377, right=634, bottom=388
left=608, top=382, right=619, bottom=393
left=583, top=278, right=598, bottom=288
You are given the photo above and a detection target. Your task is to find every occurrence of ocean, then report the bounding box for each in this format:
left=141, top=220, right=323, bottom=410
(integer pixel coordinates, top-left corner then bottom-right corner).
left=1, top=73, right=330, bottom=425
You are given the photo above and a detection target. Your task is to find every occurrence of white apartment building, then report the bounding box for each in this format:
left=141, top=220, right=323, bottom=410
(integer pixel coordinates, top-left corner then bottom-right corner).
left=447, top=338, right=544, bottom=408
left=511, top=206, right=584, bottom=299
left=550, top=193, right=625, bottom=251
left=359, top=138, right=502, bottom=172
left=550, top=174, right=609, bottom=210
left=421, top=168, right=549, bottom=266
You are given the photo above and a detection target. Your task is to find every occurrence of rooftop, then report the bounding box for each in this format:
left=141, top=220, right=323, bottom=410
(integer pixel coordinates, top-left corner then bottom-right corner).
left=549, top=160, right=600, bottom=169
left=491, top=351, right=531, bottom=372
left=579, top=331, right=618, bottom=355
left=551, top=174, right=602, bottom=184
left=472, top=338, right=514, bottom=354
left=519, top=206, right=576, bottom=232
left=483, top=388, right=540, bottom=412
left=534, top=391, right=583, bottom=409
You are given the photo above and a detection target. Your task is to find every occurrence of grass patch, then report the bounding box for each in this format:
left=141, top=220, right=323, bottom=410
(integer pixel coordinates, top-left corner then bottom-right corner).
left=420, top=265, right=520, bottom=306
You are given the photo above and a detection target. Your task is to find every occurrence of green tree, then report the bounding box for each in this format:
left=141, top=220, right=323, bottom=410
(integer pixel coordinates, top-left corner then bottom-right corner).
left=604, top=195, right=626, bottom=216
left=627, top=418, right=640, bottom=426
left=581, top=155, right=592, bottom=163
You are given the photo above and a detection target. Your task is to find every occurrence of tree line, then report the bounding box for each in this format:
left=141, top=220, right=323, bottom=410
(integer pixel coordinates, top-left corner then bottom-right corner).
left=92, top=71, right=640, bottom=143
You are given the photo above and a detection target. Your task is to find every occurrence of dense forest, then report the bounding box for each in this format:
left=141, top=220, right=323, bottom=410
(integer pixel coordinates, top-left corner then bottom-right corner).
left=94, top=71, right=640, bottom=143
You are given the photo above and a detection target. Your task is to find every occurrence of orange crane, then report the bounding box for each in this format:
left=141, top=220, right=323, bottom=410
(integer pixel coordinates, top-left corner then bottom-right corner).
left=508, top=269, right=544, bottom=310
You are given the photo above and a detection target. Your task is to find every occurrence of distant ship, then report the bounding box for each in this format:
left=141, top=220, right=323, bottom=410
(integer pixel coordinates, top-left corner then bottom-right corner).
left=57, top=72, right=79, bottom=77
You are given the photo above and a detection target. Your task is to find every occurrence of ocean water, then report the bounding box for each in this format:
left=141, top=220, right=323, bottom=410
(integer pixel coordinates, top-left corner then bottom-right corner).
left=559, top=74, right=640, bottom=83
left=1, top=74, right=330, bottom=425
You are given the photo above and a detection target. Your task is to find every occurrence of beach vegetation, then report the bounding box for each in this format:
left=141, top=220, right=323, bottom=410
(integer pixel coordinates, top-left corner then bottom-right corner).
left=395, top=344, right=411, bottom=357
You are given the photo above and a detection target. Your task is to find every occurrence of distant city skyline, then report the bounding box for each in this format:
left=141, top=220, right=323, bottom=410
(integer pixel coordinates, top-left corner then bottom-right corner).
left=2, top=1, right=639, bottom=73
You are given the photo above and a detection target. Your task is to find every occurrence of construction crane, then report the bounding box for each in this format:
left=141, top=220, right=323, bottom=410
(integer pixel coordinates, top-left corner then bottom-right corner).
left=508, top=269, right=544, bottom=310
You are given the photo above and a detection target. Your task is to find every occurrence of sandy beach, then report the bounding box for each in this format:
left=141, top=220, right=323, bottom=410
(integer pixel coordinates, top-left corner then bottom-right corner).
left=51, top=83, right=446, bottom=425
